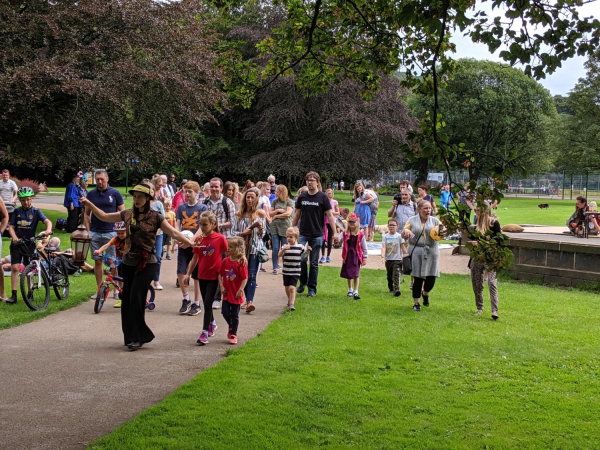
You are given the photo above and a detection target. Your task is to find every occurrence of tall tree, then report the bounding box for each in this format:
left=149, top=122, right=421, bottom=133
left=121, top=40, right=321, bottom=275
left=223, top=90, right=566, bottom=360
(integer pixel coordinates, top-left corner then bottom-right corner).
left=0, top=0, right=223, bottom=170
left=555, top=48, right=600, bottom=172
left=409, top=59, right=557, bottom=181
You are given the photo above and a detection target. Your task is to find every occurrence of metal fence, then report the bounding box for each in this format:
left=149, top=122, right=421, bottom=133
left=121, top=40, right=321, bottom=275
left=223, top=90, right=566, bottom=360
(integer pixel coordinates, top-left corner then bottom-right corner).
left=375, top=170, right=600, bottom=200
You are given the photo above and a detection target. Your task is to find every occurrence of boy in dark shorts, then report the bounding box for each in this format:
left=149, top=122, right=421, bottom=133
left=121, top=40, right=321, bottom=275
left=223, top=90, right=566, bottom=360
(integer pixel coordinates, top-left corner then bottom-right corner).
left=7, top=187, right=52, bottom=304
left=176, top=181, right=207, bottom=315
left=279, top=226, right=310, bottom=311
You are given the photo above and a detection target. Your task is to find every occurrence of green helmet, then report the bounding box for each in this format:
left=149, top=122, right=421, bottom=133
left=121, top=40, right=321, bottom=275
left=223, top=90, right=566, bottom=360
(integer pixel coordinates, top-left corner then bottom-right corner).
left=17, top=187, right=35, bottom=198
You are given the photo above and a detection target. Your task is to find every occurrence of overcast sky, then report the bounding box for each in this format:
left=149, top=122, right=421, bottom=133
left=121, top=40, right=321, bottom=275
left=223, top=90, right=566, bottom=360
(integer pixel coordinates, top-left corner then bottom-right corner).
left=450, top=2, right=600, bottom=96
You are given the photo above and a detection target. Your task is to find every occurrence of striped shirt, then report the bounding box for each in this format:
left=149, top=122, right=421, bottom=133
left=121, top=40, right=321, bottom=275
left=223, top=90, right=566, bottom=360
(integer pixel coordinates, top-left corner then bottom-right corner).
left=204, top=195, right=236, bottom=238
left=282, top=244, right=307, bottom=276
left=231, top=215, right=265, bottom=255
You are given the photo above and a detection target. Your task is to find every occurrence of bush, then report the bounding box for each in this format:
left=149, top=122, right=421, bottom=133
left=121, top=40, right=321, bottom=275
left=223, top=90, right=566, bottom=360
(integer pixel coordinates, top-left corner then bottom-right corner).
left=12, top=178, right=44, bottom=194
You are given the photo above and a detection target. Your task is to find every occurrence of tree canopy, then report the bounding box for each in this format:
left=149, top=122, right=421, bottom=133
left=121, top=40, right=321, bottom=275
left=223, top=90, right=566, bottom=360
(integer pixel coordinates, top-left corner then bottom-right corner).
left=553, top=48, right=600, bottom=173
left=0, top=0, right=223, bottom=171
left=409, top=59, right=557, bottom=181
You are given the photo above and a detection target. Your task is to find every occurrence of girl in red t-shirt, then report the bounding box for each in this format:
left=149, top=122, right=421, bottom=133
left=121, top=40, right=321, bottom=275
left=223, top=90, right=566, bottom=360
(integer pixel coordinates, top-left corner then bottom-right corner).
left=218, top=236, right=248, bottom=344
left=184, top=211, right=228, bottom=345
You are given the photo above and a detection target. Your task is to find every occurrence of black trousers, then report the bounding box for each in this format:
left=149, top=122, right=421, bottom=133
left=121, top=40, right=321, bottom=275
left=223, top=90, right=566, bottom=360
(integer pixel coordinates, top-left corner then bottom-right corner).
left=385, top=260, right=402, bottom=292
left=199, top=279, right=218, bottom=331
left=412, top=276, right=436, bottom=299
left=66, top=207, right=80, bottom=233
left=121, top=263, right=156, bottom=345
left=222, top=300, right=240, bottom=335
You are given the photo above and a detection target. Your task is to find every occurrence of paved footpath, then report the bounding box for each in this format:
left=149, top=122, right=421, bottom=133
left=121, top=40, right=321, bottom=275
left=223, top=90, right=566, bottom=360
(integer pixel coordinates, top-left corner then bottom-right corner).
left=1, top=202, right=471, bottom=449
left=0, top=252, right=289, bottom=450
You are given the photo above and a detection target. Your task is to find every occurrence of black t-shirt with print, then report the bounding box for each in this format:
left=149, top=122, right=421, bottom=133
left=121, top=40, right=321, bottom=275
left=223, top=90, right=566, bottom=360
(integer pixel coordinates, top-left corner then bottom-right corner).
left=296, top=191, right=332, bottom=238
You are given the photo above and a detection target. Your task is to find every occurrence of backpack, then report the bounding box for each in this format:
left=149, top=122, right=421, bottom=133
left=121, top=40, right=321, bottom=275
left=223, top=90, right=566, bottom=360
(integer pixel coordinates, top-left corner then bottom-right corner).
left=203, top=197, right=231, bottom=224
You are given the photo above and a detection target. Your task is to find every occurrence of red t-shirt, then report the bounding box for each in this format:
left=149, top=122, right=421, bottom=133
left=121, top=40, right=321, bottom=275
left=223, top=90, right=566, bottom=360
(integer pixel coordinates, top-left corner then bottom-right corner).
left=193, top=232, right=228, bottom=280
left=108, top=236, right=125, bottom=259
left=219, top=257, right=248, bottom=304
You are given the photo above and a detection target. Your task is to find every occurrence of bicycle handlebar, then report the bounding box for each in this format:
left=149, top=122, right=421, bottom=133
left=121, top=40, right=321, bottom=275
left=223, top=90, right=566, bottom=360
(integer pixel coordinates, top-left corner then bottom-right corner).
left=17, top=233, right=54, bottom=245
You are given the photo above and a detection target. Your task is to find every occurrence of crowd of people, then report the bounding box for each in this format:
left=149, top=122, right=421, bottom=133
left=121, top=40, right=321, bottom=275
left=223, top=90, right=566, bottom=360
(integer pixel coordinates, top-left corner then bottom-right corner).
left=1, top=168, right=510, bottom=351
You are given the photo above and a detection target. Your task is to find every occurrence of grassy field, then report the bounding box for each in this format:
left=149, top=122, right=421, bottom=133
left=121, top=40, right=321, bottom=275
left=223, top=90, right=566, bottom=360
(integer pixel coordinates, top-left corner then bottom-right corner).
left=332, top=191, right=577, bottom=228
left=90, top=266, right=600, bottom=449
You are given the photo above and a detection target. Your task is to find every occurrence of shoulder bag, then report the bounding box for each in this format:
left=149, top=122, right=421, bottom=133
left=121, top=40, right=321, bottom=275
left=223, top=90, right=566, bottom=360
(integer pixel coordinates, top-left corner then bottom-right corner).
left=402, top=225, right=425, bottom=275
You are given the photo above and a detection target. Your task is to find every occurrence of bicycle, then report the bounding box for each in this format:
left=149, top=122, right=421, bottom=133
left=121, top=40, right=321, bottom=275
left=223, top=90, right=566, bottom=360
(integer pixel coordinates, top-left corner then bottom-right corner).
left=18, top=234, right=70, bottom=311
left=94, top=254, right=156, bottom=313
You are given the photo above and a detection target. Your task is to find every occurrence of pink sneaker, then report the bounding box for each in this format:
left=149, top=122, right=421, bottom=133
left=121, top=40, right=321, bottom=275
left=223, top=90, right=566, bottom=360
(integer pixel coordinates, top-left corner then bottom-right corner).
left=197, top=331, right=208, bottom=345
left=227, top=328, right=233, bottom=339
left=208, top=323, right=218, bottom=337
left=229, top=335, right=238, bottom=344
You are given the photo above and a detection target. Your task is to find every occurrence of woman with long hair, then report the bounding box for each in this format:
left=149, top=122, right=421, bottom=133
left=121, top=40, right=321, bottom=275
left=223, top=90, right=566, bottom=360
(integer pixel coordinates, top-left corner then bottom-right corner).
left=270, top=185, right=294, bottom=273
left=469, top=204, right=502, bottom=320
left=231, top=187, right=266, bottom=313
left=81, top=181, right=194, bottom=351
left=353, top=182, right=372, bottom=231
left=223, top=181, right=239, bottom=212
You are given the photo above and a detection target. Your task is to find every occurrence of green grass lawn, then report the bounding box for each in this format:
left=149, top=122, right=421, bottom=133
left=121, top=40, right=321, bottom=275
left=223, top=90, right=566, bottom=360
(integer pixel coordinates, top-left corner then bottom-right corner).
left=333, top=191, right=578, bottom=229
left=90, top=267, right=600, bottom=449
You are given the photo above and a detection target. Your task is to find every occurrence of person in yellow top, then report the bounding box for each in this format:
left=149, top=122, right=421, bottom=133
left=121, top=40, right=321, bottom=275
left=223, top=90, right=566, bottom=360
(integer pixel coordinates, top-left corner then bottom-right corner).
left=163, top=199, right=176, bottom=260
left=401, top=201, right=445, bottom=311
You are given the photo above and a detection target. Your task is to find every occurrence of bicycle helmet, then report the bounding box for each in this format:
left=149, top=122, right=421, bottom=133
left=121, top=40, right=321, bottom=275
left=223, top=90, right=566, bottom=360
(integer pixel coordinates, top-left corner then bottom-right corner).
left=18, top=186, right=35, bottom=198
left=114, top=221, right=126, bottom=231
left=56, top=218, right=67, bottom=230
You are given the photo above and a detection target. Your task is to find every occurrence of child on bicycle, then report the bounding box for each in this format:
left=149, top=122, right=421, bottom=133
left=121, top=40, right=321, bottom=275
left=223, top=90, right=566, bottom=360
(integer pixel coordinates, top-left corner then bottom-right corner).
left=218, top=236, right=248, bottom=344
left=6, top=187, right=52, bottom=304
left=93, top=222, right=126, bottom=307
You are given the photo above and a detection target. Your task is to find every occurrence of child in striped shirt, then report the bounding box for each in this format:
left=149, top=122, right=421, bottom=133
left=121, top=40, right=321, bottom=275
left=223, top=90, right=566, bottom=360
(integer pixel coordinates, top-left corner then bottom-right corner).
left=279, top=226, right=310, bottom=311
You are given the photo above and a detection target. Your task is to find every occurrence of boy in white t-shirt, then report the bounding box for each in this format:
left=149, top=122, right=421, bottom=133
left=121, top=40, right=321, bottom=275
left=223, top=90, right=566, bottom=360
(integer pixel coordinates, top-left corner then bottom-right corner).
left=381, top=219, right=406, bottom=297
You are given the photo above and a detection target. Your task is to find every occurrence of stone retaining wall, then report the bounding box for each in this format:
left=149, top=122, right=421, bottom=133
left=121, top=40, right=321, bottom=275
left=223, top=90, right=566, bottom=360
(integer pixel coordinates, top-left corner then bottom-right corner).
left=505, top=233, right=600, bottom=287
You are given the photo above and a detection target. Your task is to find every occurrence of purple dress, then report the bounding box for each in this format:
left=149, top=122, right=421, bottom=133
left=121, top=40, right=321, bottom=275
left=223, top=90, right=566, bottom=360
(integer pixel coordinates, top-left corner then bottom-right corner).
left=340, top=234, right=360, bottom=279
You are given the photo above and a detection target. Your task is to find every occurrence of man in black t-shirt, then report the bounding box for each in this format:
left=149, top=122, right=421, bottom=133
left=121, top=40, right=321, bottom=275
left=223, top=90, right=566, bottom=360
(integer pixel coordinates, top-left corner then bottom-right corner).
left=292, top=171, right=336, bottom=297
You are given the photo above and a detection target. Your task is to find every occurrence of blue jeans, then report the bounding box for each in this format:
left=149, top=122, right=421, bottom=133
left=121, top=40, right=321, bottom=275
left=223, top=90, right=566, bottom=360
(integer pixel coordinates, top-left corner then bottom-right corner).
left=243, top=254, right=259, bottom=303
left=154, top=234, right=164, bottom=282
left=271, top=234, right=287, bottom=269
left=298, top=235, right=324, bottom=293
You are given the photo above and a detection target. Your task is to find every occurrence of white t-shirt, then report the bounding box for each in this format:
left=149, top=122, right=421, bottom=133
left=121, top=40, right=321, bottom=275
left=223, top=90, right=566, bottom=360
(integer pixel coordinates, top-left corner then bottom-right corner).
left=0, top=179, right=18, bottom=211
left=259, top=195, right=271, bottom=210
left=382, top=232, right=404, bottom=261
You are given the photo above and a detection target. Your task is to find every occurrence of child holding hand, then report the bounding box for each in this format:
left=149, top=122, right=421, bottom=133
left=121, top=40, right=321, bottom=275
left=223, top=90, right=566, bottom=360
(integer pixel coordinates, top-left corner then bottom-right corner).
left=184, top=211, right=228, bottom=346
left=381, top=219, right=406, bottom=297
left=340, top=213, right=368, bottom=299
left=218, top=236, right=248, bottom=344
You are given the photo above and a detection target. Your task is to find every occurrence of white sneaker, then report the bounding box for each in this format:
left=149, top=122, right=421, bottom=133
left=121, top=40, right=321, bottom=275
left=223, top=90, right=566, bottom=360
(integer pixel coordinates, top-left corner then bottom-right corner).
left=153, top=282, right=163, bottom=290
left=90, top=293, right=97, bottom=299
left=212, top=300, right=220, bottom=310
left=113, top=290, right=119, bottom=299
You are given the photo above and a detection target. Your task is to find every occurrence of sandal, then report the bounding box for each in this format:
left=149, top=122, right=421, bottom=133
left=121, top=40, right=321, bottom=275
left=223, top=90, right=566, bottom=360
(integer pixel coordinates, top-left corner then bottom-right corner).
left=241, top=302, right=247, bottom=309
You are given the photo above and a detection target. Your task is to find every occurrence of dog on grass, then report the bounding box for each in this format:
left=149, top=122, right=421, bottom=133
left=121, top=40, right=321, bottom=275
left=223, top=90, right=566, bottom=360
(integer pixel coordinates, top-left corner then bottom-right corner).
left=374, top=224, right=389, bottom=236
left=538, top=203, right=550, bottom=209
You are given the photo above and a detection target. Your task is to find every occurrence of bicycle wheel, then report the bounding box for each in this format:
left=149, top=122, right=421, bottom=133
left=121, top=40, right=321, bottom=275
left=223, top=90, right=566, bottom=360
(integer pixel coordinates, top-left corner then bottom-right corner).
left=20, top=264, right=50, bottom=311
left=51, top=261, right=70, bottom=300
left=147, top=285, right=155, bottom=304
left=94, top=285, right=109, bottom=314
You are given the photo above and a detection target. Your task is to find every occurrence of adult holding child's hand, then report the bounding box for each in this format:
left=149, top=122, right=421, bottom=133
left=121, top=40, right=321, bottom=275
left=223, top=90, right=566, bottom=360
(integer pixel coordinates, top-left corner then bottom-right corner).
left=81, top=181, right=194, bottom=351
left=402, top=201, right=443, bottom=311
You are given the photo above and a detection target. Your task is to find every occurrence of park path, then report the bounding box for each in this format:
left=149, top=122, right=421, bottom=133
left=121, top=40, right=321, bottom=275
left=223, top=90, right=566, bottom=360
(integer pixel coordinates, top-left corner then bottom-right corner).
left=0, top=252, right=290, bottom=450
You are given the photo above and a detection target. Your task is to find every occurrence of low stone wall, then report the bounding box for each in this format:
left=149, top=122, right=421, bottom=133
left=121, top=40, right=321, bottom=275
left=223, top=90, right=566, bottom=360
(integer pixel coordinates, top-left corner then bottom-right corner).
left=505, top=233, right=600, bottom=287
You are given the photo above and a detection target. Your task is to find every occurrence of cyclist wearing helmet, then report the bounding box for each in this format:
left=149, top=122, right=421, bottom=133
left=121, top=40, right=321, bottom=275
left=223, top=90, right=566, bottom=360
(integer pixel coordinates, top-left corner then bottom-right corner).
left=6, top=187, right=52, bottom=304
